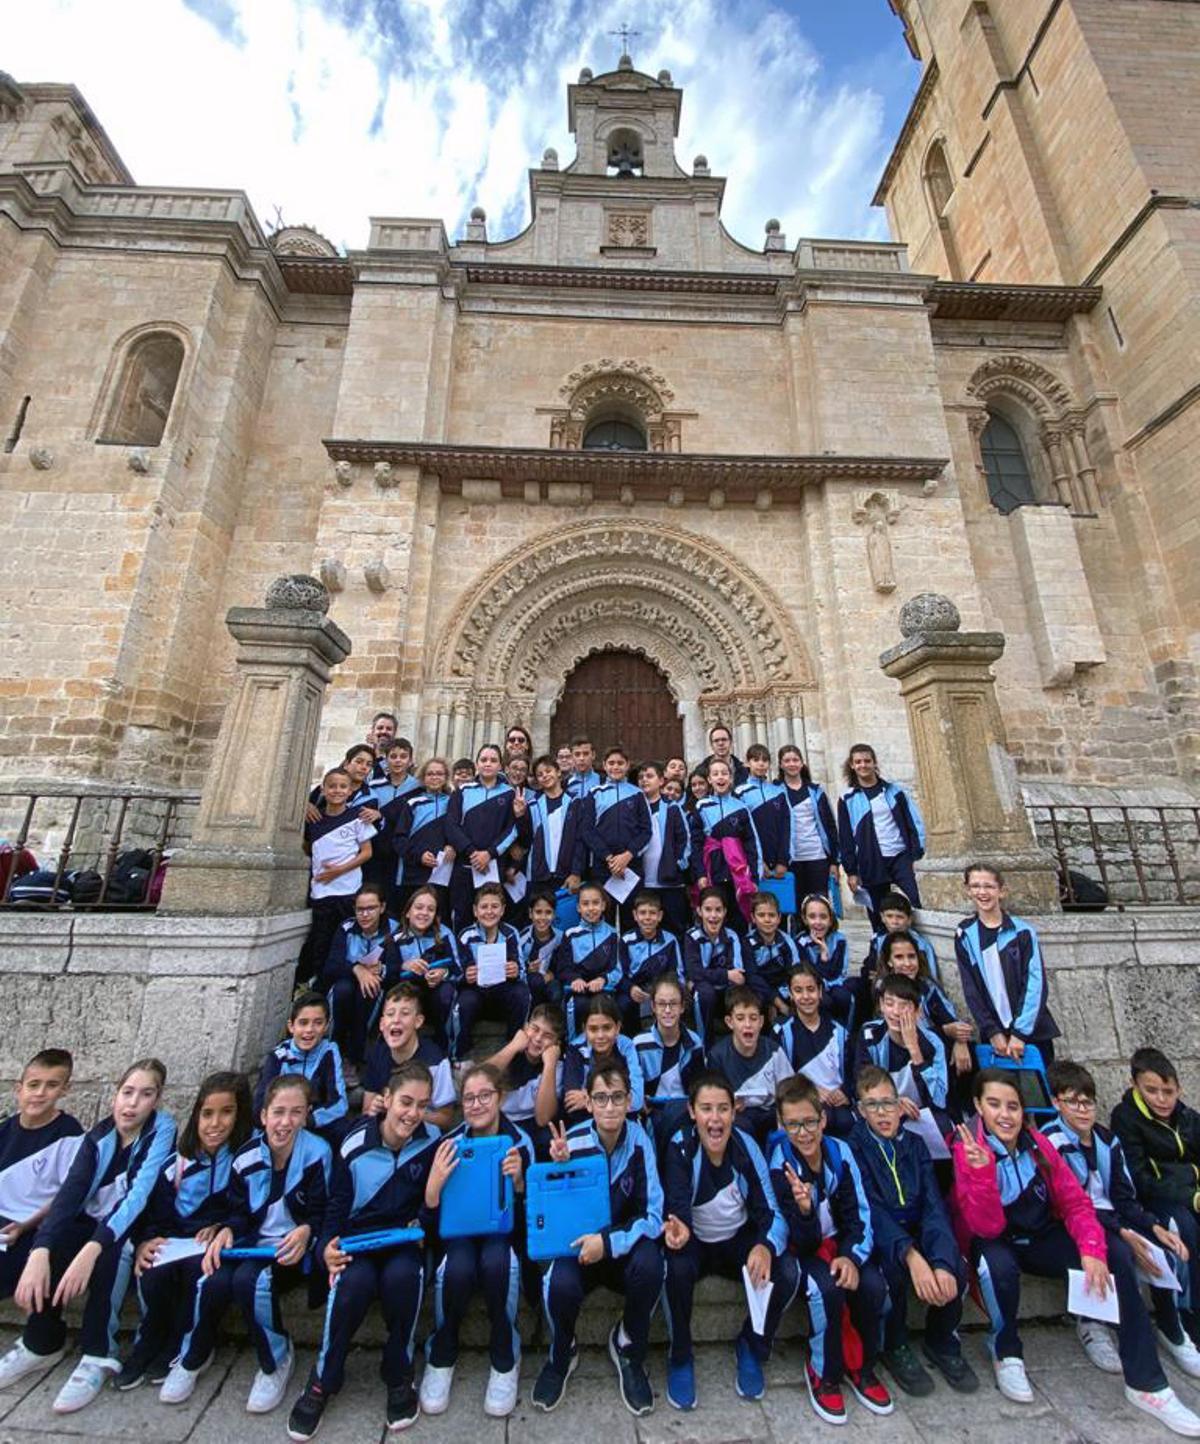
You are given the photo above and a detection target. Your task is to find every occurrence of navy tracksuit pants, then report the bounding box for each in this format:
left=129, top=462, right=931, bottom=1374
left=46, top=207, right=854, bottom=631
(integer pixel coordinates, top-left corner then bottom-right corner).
left=664, top=1225, right=800, bottom=1364
left=313, top=1245, right=423, bottom=1393
left=542, top=1236, right=664, bottom=1370
left=428, top=1236, right=521, bottom=1372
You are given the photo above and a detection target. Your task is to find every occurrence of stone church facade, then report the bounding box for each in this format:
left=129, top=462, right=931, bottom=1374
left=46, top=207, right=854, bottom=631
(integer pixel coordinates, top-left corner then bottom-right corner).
left=2, top=0, right=1198, bottom=805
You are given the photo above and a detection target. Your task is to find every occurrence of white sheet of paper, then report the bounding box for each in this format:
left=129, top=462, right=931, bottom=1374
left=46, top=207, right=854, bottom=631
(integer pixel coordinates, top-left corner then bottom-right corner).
left=505, top=873, right=527, bottom=903
left=1136, top=1241, right=1182, bottom=1292
left=358, top=945, right=383, bottom=970
left=604, top=869, right=640, bottom=904
left=903, top=1108, right=951, bottom=1160
left=1067, top=1268, right=1121, bottom=1324
left=472, top=859, right=501, bottom=888
left=476, top=941, right=508, bottom=987
left=150, top=1237, right=207, bottom=1268
left=742, top=1265, right=774, bottom=1336
left=428, top=850, right=454, bottom=887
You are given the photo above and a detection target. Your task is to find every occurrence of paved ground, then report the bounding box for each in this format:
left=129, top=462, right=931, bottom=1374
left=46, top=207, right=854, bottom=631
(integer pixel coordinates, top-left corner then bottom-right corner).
left=1, top=1321, right=1199, bottom=1444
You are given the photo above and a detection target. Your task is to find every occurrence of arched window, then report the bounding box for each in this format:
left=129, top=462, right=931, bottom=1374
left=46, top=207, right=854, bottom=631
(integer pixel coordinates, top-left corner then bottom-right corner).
left=97, top=332, right=185, bottom=446
left=980, top=412, right=1037, bottom=513
left=582, top=419, right=647, bottom=451
left=924, top=141, right=954, bottom=217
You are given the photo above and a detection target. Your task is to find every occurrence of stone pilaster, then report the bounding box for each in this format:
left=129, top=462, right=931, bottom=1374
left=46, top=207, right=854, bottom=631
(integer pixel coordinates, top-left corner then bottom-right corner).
left=159, top=575, right=350, bottom=915
left=879, top=592, right=1059, bottom=914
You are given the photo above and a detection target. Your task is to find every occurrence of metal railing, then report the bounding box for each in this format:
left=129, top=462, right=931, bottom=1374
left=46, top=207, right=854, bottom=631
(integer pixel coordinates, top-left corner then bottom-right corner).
left=1026, top=802, right=1200, bottom=908
left=0, top=784, right=200, bottom=910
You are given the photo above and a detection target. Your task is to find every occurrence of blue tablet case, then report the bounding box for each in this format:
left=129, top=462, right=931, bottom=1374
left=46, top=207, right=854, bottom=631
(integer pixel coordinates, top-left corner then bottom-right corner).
left=760, top=874, right=797, bottom=914
left=439, top=1134, right=515, bottom=1239
left=526, top=1152, right=612, bottom=1260
left=975, top=1042, right=1054, bottom=1117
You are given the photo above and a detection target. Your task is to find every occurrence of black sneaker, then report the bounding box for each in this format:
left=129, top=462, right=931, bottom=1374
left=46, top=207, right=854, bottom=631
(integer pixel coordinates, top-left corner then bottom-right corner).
left=147, top=1348, right=176, bottom=1386
left=882, top=1343, right=935, bottom=1397
left=287, top=1381, right=328, bottom=1442
left=922, top=1343, right=980, bottom=1394
left=114, top=1357, right=148, bottom=1392
left=608, top=1325, right=654, bottom=1417
left=532, top=1345, right=578, bottom=1412
left=385, top=1382, right=420, bottom=1431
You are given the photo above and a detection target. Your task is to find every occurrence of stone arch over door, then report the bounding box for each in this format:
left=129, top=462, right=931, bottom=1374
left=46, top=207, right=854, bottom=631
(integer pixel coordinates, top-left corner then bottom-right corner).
left=421, top=518, right=816, bottom=762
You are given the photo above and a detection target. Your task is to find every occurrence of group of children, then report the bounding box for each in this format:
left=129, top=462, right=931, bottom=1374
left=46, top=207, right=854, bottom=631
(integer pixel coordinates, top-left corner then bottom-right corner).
left=1, top=720, right=1199, bottom=1437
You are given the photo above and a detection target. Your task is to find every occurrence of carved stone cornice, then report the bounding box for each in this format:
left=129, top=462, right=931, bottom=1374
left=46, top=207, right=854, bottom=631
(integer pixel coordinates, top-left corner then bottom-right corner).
left=459, top=263, right=780, bottom=296
left=322, top=439, right=947, bottom=503
left=276, top=256, right=354, bottom=295
left=929, top=281, right=1102, bottom=322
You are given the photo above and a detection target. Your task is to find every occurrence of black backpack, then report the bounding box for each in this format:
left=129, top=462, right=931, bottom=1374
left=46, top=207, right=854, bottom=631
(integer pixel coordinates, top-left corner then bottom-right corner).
left=105, top=849, right=155, bottom=905
left=67, top=869, right=104, bottom=906
left=7, top=869, right=71, bottom=907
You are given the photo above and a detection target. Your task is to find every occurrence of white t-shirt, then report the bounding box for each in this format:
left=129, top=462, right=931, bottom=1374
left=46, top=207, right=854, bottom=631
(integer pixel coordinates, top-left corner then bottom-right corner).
left=869, top=792, right=905, bottom=857
left=790, top=796, right=826, bottom=862
left=309, top=811, right=376, bottom=899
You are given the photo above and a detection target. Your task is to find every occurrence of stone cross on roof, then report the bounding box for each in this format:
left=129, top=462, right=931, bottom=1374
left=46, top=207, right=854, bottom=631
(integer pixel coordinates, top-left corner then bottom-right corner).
left=608, top=22, right=640, bottom=63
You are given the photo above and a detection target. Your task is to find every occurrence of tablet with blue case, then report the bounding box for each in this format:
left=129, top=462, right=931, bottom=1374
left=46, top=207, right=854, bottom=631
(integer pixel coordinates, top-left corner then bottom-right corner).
left=439, top=1134, right=515, bottom=1238
left=760, top=874, right=797, bottom=914
left=975, top=1042, right=1054, bottom=1116
left=526, top=1152, right=611, bottom=1260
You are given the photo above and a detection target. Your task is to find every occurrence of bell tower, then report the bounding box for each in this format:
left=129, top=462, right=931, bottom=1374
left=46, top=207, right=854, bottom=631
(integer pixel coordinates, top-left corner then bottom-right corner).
left=566, top=53, right=685, bottom=179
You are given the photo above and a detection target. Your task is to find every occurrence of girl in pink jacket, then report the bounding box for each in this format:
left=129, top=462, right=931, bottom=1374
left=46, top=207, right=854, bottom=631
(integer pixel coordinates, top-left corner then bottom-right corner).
left=951, top=1069, right=1199, bottom=1436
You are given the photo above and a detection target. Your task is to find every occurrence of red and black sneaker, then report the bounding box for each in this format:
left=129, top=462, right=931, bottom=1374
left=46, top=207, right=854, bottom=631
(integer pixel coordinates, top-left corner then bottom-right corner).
left=847, top=1365, right=894, bottom=1416
left=805, top=1363, right=847, bottom=1425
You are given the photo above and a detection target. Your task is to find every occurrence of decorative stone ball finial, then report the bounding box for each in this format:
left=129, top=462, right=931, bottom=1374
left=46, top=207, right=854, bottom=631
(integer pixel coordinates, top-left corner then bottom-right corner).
left=265, top=574, right=330, bottom=614
left=898, top=592, right=961, bottom=638
left=618, top=52, right=633, bottom=70
left=765, top=218, right=781, bottom=235
left=693, top=154, right=710, bottom=176
left=657, top=69, right=672, bottom=85
left=579, top=67, right=594, bottom=83
left=470, top=205, right=486, bottom=222
left=542, top=147, right=559, bottom=169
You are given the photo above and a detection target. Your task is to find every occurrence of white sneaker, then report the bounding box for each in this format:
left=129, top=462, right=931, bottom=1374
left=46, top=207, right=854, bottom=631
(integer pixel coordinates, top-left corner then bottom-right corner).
left=0, top=1340, right=64, bottom=1389
left=418, top=1361, right=455, bottom=1415
left=993, top=1356, right=1034, bottom=1403
left=246, top=1344, right=294, bottom=1414
left=159, top=1353, right=212, bottom=1405
left=1160, top=1329, right=1200, bottom=1380
left=52, top=1355, right=120, bottom=1414
left=1125, top=1384, right=1200, bottom=1438
left=1077, top=1320, right=1123, bottom=1374
left=484, top=1362, right=519, bottom=1417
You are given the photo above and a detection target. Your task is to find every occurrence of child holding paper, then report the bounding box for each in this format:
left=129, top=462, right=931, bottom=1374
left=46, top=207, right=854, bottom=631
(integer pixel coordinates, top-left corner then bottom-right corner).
left=950, top=1070, right=1199, bottom=1434
left=1045, top=1059, right=1200, bottom=1379
left=577, top=746, right=652, bottom=887
left=552, top=882, right=621, bottom=1039
left=118, top=1071, right=253, bottom=1391
left=661, top=1071, right=799, bottom=1408
left=453, top=883, right=529, bottom=1059
left=420, top=1063, right=535, bottom=1419
left=286, top=1061, right=439, bottom=1440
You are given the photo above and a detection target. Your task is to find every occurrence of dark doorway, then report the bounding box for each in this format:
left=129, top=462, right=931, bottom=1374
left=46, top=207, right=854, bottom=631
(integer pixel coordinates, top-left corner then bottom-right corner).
left=551, top=650, right=683, bottom=762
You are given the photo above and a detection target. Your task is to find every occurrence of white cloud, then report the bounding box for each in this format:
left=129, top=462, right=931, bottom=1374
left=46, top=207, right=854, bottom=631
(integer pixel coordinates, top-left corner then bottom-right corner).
left=4, top=0, right=898, bottom=250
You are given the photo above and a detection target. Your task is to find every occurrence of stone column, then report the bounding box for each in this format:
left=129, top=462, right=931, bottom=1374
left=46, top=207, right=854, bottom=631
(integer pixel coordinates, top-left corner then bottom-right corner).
left=159, top=575, right=351, bottom=915
left=879, top=593, right=1059, bottom=913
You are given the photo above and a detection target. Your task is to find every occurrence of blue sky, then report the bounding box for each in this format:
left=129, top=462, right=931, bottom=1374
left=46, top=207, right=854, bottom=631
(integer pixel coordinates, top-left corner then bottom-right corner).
left=7, top=0, right=920, bottom=251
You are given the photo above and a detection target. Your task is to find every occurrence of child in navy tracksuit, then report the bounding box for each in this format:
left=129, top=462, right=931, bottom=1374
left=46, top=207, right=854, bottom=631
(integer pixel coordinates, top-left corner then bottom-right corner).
left=635, top=974, right=706, bottom=1151
left=299, top=765, right=376, bottom=986
left=445, top=745, right=517, bottom=932
left=616, top=891, right=684, bottom=1034
left=560, top=995, right=646, bottom=1127
left=769, top=744, right=840, bottom=909
left=286, top=1061, right=439, bottom=1439
left=168, top=1076, right=330, bottom=1414
left=694, top=761, right=764, bottom=933
left=775, top=963, right=854, bottom=1139
left=661, top=1072, right=800, bottom=1409
left=745, top=890, right=802, bottom=1019
left=552, top=883, right=622, bottom=1038
left=1046, top=1059, right=1200, bottom=1379
left=119, top=1071, right=254, bottom=1389
left=486, top=1004, right=564, bottom=1159
left=637, top=761, right=693, bottom=938
left=851, top=974, right=951, bottom=1149
left=4, top=1059, right=175, bottom=1414
left=955, top=863, right=1059, bottom=1064
left=361, top=982, right=457, bottom=1131
left=519, top=891, right=563, bottom=1009
left=769, top=1076, right=893, bottom=1425
left=320, top=885, right=403, bottom=1066
left=0, top=1049, right=82, bottom=1305
left=390, top=885, right=462, bottom=1050
left=533, top=1058, right=664, bottom=1418
left=578, top=747, right=652, bottom=884
left=254, top=991, right=349, bottom=1141
left=850, top=1065, right=977, bottom=1397
left=865, top=891, right=941, bottom=984
left=708, top=987, right=795, bottom=1145
left=389, top=767, right=453, bottom=906
left=684, top=888, right=753, bottom=1036
left=453, top=883, right=529, bottom=1059
left=837, top=744, right=925, bottom=926
left=420, top=1062, right=535, bottom=1418
left=520, top=757, right=582, bottom=895
left=796, top=891, right=854, bottom=1025
left=876, top=930, right=974, bottom=1083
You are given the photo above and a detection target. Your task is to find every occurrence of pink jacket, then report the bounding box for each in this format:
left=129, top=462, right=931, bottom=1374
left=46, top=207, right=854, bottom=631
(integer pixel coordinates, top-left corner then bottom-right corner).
left=950, top=1118, right=1107, bottom=1263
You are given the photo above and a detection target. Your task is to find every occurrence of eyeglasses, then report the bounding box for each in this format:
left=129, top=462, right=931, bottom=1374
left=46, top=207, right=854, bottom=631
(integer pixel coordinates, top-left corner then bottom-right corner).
left=461, top=1089, right=497, bottom=1109
left=783, top=1116, right=822, bottom=1134
left=355, top=905, right=382, bottom=915
left=1057, top=1095, right=1096, bottom=1110
left=860, top=1099, right=901, bottom=1114
left=590, top=1091, right=628, bottom=1109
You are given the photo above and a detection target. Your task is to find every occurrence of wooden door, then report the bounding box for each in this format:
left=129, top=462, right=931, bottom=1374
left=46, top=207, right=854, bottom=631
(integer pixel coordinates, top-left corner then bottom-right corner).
left=551, top=651, right=683, bottom=763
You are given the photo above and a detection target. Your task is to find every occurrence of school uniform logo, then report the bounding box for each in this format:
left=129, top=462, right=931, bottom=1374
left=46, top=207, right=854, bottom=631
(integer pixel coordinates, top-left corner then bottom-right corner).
left=409, top=1161, right=423, bottom=1180
left=620, top=1174, right=634, bottom=1197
